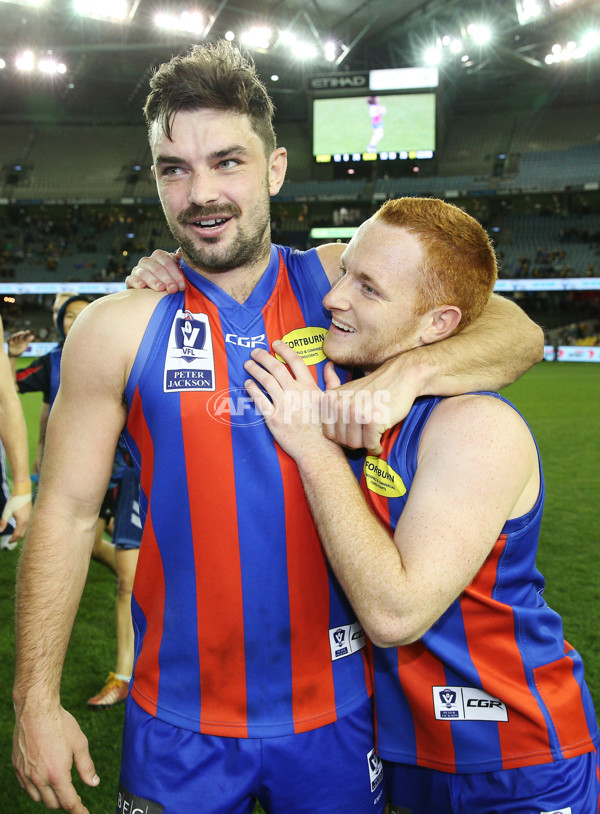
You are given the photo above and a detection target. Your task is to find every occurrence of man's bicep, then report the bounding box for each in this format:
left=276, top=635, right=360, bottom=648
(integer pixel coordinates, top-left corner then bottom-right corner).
left=393, top=400, right=526, bottom=623
left=40, top=331, right=127, bottom=517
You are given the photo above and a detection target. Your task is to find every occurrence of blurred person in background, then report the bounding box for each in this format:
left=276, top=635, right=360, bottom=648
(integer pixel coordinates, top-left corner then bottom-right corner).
left=0, top=314, right=31, bottom=547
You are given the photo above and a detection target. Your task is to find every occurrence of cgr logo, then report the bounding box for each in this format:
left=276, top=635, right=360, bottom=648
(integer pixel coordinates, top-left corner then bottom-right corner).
left=466, top=698, right=505, bottom=709
left=225, top=333, right=267, bottom=349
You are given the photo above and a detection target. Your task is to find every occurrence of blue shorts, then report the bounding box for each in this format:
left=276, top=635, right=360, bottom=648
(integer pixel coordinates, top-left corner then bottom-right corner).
left=117, top=696, right=385, bottom=814
left=385, top=746, right=600, bottom=814
left=111, top=468, right=142, bottom=550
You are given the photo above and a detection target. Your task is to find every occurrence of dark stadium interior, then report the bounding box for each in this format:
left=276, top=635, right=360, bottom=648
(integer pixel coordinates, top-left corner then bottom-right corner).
left=0, top=0, right=599, bottom=347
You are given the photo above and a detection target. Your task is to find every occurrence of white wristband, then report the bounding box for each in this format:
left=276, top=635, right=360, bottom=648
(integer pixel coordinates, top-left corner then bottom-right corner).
left=1, top=492, right=32, bottom=522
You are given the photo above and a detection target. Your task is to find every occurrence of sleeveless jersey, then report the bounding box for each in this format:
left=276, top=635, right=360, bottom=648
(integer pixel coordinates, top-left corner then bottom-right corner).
left=363, top=394, right=598, bottom=773
left=122, top=245, right=371, bottom=738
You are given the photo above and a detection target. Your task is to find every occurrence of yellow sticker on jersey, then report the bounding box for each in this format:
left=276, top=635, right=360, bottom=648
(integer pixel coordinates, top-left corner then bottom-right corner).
left=278, top=327, right=328, bottom=365
left=363, top=456, right=407, bottom=498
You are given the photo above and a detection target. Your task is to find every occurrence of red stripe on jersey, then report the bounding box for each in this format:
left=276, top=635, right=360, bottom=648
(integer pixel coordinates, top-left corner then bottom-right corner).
left=462, top=533, right=552, bottom=768
left=531, top=651, right=595, bottom=758
left=397, top=641, right=457, bottom=769
left=128, top=386, right=164, bottom=715
left=182, top=288, right=248, bottom=736
left=360, top=424, right=403, bottom=526
left=263, top=259, right=337, bottom=730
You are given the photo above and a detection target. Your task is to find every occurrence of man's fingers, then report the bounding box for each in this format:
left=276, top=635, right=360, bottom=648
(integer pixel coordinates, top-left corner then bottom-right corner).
left=246, top=349, right=292, bottom=391
left=44, top=778, right=89, bottom=814
left=270, top=340, right=313, bottom=381
left=244, top=379, right=275, bottom=419
left=73, top=738, right=99, bottom=790
left=126, top=250, right=185, bottom=292
left=323, top=361, right=342, bottom=391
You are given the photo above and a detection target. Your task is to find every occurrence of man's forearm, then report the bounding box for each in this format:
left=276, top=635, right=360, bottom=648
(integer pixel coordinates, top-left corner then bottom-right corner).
left=13, top=500, right=94, bottom=707
left=0, top=388, right=30, bottom=488
left=295, top=446, right=410, bottom=646
left=405, top=293, right=543, bottom=398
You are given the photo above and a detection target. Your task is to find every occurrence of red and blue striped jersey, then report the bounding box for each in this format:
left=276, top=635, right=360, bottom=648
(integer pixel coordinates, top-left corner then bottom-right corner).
left=122, top=245, right=371, bottom=738
left=363, top=394, right=598, bottom=773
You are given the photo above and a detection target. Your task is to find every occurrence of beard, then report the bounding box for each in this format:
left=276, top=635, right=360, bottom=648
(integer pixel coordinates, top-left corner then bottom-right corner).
left=323, top=315, right=421, bottom=373
left=164, top=190, right=272, bottom=274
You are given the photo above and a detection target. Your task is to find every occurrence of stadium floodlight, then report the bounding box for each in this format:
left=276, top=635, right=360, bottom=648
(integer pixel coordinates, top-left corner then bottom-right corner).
left=155, top=11, right=205, bottom=36
left=324, top=41, right=336, bottom=62
left=38, top=57, right=67, bottom=74
left=240, top=27, right=272, bottom=50
left=449, top=38, right=462, bottom=54
left=468, top=23, right=492, bottom=45
left=224, top=30, right=235, bottom=41
left=424, top=47, right=442, bottom=66
left=581, top=31, right=600, bottom=50
left=291, top=41, right=317, bottom=59
left=73, top=0, right=128, bottom=22
left=15, top=50, right=35, bottom=71
left=516, top=0, right=543, bottom=25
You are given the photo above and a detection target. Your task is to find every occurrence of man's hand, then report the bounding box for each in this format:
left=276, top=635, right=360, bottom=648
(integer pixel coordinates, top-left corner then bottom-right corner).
left=321, top=356, right=422, bottom=455
left=7, top=331, right=35, bottom=359
left=0, top=490, right=31, bottom=542
left=13, top=703, right=99, bottom=814
left=125, top=248, right=185, bottom=293
left=245, top=341, right=339, bottom=463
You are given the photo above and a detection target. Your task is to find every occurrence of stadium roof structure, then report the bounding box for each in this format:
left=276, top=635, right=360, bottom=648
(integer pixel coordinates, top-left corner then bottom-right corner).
left=0, top=0, right=599, bottom=122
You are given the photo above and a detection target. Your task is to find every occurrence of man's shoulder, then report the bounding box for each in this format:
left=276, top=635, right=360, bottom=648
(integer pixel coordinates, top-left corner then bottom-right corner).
left=62, top=288, right=168, bottom=367
left=423, top=392, right=532, bottom=452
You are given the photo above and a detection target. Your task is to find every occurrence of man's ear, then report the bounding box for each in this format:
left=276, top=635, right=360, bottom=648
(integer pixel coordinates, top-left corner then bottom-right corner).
left=420, top=305, right=462, bottom=345
left=269, top=147, right=287, bottom=195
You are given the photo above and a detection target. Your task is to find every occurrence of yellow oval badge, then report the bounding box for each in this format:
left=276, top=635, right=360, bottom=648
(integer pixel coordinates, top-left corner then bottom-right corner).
left=363, top=456, right=407, bottom=498
left=278, top=327, right=328, bottom=365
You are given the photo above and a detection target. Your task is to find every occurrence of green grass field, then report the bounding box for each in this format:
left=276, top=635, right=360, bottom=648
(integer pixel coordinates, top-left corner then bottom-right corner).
left=0, top=361, right=598, bottom=813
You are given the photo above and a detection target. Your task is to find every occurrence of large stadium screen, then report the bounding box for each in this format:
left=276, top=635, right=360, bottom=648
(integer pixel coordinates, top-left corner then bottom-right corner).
left=312, top=92, right=436, bottom=164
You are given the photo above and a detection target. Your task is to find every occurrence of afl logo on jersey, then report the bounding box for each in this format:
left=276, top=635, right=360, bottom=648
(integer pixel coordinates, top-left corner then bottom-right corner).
left=164, top=309, right=216, bottom=392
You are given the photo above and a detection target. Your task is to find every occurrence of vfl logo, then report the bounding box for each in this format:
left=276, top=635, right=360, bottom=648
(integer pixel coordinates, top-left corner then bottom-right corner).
left=334, top=628, right=346, bottom=646
left=367, top=748, right=384, bottom=792
left=329, top=622, right=365, bottom=661
left=439, top=688, right=457, bottom=707
left=164, top=309, right=215, bottom=392
left=176, top=310, right=206, bottom=362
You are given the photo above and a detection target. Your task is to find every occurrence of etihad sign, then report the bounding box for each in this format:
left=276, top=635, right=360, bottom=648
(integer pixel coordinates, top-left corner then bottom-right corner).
left=309, top=73, right=369, bottom=91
